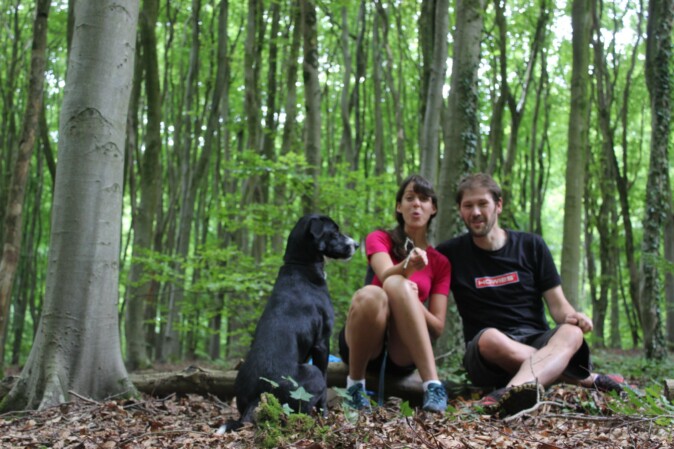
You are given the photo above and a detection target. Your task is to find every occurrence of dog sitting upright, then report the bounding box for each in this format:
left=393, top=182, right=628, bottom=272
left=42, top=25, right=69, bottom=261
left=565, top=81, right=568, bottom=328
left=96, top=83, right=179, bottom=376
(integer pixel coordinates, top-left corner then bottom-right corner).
left=220, top=214, right=358, bottom=432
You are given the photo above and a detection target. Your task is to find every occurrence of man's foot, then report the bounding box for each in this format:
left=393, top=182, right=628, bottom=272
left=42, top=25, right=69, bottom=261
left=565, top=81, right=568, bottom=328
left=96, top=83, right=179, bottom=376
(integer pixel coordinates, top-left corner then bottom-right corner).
left=499, top=382, right=542, bottom=417
left=476, top=386, right=508, bottom=415
left=593, top=374, right=625, bottom=394
left=422, top=383, right=448, bottom=413
left=344, top=383, right=371, bottom=410
left=476, top=382, right=542, bottom=417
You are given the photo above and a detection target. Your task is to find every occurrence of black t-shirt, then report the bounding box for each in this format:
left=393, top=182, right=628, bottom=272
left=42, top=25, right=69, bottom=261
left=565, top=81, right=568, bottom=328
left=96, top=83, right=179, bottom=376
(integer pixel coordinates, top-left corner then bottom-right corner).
left=436, top=230, right=562, bottom=343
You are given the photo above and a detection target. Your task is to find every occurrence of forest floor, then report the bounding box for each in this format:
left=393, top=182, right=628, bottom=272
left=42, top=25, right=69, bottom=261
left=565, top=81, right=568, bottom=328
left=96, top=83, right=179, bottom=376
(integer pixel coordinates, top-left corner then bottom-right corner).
left=1, top=351, right=673, bottom=448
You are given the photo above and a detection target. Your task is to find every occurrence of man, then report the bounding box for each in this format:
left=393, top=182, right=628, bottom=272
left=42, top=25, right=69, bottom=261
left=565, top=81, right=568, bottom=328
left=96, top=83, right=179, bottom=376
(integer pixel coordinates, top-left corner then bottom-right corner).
left=436, top=173, right=623, bottom=417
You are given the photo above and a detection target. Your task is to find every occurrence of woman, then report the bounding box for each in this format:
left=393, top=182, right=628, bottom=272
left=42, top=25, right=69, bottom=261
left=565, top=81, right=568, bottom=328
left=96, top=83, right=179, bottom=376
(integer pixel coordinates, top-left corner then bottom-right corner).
left=339, top=174, right=451, bottom=413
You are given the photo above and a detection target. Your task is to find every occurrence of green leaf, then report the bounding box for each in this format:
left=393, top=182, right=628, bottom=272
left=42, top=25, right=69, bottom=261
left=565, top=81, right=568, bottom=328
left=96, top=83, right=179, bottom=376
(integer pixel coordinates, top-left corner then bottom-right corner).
left=400, top=400, right=414, bottom=417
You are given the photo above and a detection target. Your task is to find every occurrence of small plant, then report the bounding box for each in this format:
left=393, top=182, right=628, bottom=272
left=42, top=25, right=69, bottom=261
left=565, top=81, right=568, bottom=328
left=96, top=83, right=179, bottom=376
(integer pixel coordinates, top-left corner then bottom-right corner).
left=606, top=384, right=674, bottom=426
left=253, top=377, right=319, bottom=448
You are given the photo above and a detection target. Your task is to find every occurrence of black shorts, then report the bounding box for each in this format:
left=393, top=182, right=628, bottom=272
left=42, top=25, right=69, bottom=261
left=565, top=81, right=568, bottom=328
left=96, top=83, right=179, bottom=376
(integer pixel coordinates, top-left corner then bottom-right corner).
left=338, top=327, right=416, bottom=377
left=463, top=327, right=592, bottom=388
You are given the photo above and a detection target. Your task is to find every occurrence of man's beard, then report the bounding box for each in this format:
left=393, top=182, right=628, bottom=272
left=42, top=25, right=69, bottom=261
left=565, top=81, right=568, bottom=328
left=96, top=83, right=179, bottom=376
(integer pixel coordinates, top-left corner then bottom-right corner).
left=465, top=216, right=495, bottom=237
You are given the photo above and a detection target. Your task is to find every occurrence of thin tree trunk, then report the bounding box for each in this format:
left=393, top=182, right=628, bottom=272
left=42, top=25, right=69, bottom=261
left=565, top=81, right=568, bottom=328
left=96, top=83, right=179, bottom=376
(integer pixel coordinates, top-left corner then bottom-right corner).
left=0, top=0, right=50, bottom=372
left=663, top=165, right=673, bottom=347
left=436, top=0, right=485, bottom=243
left=339, top=6, right=355, bottom=171
left=125, top=0, right=165, bottom=371
left=163, top=0, right=203, bottom=361
left=351, top=1, right=368, bottom=172
left=498, top=0, right=549, bottom=228
left=640, top=0, right=672, bottom=360
left=200, top=0, right=229, bottom=361
left=560, top=0, right=591, bottom=308
left=301, top=0, right=321, bottom=214
left=419, top=0, right=448, bottom=185
left=372, top=5, right=385, bottom=176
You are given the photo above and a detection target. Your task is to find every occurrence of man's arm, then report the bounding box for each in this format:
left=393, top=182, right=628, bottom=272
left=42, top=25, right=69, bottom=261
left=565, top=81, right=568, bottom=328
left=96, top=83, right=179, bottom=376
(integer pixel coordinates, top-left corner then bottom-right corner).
left=543, top=286, right=593, bottom=333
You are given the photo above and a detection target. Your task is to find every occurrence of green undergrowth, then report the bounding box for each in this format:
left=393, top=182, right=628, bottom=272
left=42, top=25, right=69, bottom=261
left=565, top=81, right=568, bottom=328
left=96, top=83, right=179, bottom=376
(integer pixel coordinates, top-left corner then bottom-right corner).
left=254, top=393, right=329, bottom=449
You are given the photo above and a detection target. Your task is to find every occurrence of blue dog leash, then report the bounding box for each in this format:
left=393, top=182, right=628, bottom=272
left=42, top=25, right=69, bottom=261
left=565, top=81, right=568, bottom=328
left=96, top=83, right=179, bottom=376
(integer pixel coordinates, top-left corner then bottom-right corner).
left=377, top=348, right=387, bottom=406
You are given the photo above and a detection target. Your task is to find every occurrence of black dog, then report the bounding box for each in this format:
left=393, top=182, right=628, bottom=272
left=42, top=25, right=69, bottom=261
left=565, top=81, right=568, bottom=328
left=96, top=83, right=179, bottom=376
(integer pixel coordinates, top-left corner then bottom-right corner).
left=220, top=214, right=358, bottom=432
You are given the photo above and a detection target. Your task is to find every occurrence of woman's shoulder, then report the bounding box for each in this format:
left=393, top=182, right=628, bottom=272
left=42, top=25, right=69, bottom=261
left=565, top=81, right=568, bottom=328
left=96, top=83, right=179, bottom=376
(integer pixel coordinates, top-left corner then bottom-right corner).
left=365, top=228, right=391, bottom=245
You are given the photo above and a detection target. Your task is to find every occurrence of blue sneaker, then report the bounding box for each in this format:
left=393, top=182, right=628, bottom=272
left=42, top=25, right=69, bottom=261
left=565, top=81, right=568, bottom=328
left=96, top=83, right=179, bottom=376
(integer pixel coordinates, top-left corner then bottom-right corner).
left=422, top=383, right=447, bottom=413
left=344, top=383, right=371, bottom=410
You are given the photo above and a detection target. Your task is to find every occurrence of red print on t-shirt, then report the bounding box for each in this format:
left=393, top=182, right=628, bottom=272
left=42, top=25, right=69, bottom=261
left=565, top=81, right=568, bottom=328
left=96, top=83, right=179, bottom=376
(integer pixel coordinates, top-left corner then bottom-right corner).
left=475, top=272, right=520, bottom=289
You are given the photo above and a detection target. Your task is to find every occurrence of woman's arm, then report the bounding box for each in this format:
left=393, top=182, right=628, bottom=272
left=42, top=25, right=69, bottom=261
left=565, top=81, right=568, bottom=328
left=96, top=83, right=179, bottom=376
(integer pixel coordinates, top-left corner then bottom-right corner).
left=424, top=294, right=448, bottom=340
left=369, top=247, right=428, bottom=283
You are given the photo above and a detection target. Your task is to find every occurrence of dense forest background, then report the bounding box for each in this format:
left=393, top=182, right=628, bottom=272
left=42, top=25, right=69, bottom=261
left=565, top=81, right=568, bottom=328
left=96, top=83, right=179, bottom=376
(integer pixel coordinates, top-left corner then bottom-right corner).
left=0, top=0, right=672, bottom=391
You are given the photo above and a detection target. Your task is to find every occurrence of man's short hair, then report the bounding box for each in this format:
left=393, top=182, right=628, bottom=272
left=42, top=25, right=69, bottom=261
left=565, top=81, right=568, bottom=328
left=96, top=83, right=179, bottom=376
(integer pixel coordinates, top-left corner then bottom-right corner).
left=455, top=173, right=503, bottom=205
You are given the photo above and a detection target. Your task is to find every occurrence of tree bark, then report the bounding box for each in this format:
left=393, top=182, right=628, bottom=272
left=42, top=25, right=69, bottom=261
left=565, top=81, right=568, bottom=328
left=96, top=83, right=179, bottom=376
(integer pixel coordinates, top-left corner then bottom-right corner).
left=640, top=0, right=672, bottom=360
left=339, top=6, right=355, bottom=171
left=561, top=0, right=591, bottom=308
left=301, top=0, right=321, bottom=214
left=665, top=212, right=674, bottom=349
left=372, top=4, right=385, bottom=176
left=436, top=0, right=485, bottom=243
left=419, top=0, right=448, bottom=186
left=125, top=0, right=164, bottom=372
left=163, top=0, right=204, bottom=361
left=0, top=0, right=139, bottom=411
left=0, top=0, right=50, bottom=372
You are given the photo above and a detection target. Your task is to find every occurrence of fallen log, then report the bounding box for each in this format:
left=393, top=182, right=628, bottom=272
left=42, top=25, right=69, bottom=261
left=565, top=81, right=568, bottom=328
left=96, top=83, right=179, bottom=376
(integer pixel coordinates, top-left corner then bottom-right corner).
left=129, top=363, right=424, bottom=402
left=130, top=362, right=484, bottom=405
left=0, top=364, right=476, bottom=406
left=129, top=363, right=474, bottom=405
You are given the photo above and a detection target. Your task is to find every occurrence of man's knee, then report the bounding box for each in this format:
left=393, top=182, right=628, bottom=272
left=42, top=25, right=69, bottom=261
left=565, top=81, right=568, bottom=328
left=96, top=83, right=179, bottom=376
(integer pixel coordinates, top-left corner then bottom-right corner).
left=551, top=323, right=584, bottom=351
left=477, top=328, right=512, bottom=358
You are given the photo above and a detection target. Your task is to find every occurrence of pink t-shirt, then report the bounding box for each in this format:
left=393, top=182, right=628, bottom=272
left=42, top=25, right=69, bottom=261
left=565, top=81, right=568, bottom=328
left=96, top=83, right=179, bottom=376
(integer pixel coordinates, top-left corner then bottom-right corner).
left=366, top=229, right=451, bottom=304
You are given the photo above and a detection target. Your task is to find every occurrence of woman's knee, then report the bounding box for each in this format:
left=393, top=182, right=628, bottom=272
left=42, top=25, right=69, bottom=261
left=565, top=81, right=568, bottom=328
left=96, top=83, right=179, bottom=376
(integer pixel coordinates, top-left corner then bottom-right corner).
left=349, top=285, right=388, bottom=314
left=381, top=275, right=417, bottom=303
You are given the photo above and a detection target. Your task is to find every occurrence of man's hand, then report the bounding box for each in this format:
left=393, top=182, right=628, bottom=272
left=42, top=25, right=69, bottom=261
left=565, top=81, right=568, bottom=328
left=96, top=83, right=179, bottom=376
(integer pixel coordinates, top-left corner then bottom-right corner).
left=564, top=312, right=593, bottom=333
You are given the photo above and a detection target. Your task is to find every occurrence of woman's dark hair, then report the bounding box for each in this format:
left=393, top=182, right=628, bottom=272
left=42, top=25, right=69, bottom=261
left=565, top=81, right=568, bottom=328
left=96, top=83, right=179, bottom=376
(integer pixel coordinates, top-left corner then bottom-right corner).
left=386, top=174, right=438, bottom=261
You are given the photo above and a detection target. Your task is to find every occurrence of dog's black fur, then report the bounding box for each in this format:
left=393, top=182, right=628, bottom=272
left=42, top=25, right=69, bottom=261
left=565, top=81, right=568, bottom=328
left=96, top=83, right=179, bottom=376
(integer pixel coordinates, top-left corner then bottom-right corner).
left=220, top=214, right=358, bottom=432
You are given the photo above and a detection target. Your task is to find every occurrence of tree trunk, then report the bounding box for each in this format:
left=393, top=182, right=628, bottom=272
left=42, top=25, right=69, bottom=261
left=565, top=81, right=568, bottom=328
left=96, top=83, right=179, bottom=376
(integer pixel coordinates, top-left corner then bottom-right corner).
left=665, top=212, right=674, bottom=349
left=339, top=6, right=355, bottom=171
left=0, top=3, right=24, bottom=229
left=0, top=0, right=139, bottom=411
left=125, top=0, right=164, bottom=372
left=497, top=0, right=549, bottom=229
left=351, top=1, right=368, bottom=172
left=613, top=2, right=645, bottom=345
left=436, top=0, right=485, bottom=243
left=301, top=0, right=321, bottom=214
left=560, top=0, right=591, bottom=308
left=0, top=0, right=50, bottom=373
left=163, top=0, right=204, bottom=361
left=434, top=0, right=485, bottom=360
left=419, top=0, right=448, bottom=186
left=200, top=0, right=229, bottom=361
left=372, top=5, right=385, bottom=176
left=640, top=0, right=672, bottom=360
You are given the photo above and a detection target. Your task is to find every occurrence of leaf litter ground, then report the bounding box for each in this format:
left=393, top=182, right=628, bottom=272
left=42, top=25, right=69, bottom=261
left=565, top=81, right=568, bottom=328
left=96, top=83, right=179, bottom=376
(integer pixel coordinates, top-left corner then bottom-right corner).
left=1, top=380, right=671, bottom=448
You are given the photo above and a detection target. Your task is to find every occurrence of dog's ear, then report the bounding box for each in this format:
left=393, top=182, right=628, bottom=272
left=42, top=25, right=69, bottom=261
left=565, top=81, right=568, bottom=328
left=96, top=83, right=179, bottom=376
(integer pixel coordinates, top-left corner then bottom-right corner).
left=308, top=216, right=336, bottom=251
